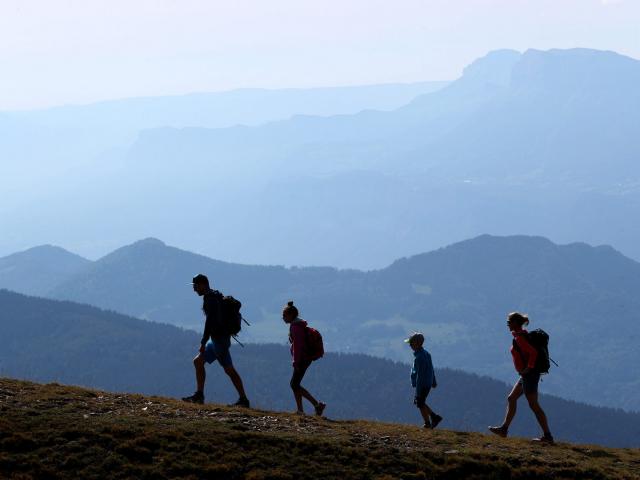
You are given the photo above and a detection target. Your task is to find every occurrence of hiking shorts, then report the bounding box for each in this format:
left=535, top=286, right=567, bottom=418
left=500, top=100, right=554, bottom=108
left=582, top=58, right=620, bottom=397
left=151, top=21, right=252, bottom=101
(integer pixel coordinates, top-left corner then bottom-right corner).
left=519, top=371, right=541, bottom=395
left=204, top=336, right=233, bottom=368
left=414, top=387, right=431, bottom=408
left=290, top=362, right=311, bottom=392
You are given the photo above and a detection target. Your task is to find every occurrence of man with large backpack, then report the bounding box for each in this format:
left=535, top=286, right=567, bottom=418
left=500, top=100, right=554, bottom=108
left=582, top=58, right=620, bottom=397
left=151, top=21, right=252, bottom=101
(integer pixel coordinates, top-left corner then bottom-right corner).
left=182, top=274, right=250, bottom=407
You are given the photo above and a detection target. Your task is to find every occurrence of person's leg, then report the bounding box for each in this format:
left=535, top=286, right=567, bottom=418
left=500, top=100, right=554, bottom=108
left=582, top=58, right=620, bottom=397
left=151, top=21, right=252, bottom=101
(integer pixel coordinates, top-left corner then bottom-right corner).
left=421, top=392, right=443, bottom=429
left=520, top=372, right=552, bottom=439
left=526, top=392, right=551, bottom=435
left=293, top=363, right=324, bottom=414
left=299, top=386, right=319, bottom=407
left=223, top=365, right=247, bottom=399
left=215, top=337, right=248, bottom=403
left=183, top=346, right=213, bottom=403
left=194, top=353, right=206, bottom=392
left=415, top=389, right=431, bottom=427
left=419, top=404, right=432, bottom=424
left=489, top=379, right=522, bottom=435
left=428, top=405, right=443, bottom=429
left=290, top=368, right=305, bottom=412
left=502, top=380, right=523, bottom=429
left=523, top=373, right=553, bottom=442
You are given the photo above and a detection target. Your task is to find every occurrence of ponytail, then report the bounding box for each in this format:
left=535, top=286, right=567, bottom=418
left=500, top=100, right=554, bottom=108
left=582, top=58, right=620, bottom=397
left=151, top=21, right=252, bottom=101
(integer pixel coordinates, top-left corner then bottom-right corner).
left=283, top=300, right=299, bottom=318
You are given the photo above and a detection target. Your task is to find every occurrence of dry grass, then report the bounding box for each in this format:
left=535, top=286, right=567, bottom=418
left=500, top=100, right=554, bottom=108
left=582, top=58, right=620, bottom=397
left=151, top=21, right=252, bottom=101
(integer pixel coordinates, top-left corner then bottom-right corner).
left=1, top=378, right=639, bottom=479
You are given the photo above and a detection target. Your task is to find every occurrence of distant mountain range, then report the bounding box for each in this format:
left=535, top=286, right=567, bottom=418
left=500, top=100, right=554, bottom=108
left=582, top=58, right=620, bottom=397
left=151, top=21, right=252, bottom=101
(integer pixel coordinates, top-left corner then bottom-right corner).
left=7, top=82, right=448, bottom=132
left=2, top=48, right=640, bottom=269
left=1, top=289, right=639, bottom=448
left=0, top=80, right=447, bottom=260
left=2, top=234, right=640, bottom=412
left=103, top=47, right=640, bottom=268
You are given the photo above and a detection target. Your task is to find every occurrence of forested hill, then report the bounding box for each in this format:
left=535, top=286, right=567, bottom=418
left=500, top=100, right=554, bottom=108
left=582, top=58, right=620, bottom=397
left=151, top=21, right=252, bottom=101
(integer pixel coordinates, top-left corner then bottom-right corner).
left=1, top=289, right=640, bottom=448
left=2, top=378, right=639, bottom=479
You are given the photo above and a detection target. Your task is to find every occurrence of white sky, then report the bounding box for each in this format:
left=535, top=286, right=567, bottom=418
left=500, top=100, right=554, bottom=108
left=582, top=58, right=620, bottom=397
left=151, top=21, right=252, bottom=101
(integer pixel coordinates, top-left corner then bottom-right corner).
left=0, top=0, right=638, bottom=110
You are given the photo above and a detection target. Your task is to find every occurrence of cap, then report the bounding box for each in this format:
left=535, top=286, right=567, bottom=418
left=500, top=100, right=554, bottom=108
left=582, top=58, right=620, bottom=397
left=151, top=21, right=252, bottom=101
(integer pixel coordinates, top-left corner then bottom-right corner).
left=404, top=332, right=424, bottom=345
left=191, top=273, right=209, bottom=285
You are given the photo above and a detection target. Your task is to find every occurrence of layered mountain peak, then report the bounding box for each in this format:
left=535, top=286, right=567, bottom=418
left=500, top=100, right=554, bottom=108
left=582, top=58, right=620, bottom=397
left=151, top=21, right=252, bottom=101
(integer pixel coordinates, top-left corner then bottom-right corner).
left=130, top=237, right=167, bottom=248
left=1, top=244, right=88, bottom=263
left=455, top=47, right=640, bottom=94
left=93, top=237, right=173, bottom=269
left=459, top=49, right=522, bottom=87
left=0, top=244, right=91, bottom=297
left=511, top=47, right=640, bottom=90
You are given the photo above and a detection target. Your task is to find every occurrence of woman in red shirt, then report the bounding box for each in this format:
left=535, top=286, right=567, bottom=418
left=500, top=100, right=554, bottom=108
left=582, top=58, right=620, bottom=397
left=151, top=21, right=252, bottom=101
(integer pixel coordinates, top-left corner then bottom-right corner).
left=488, top=312, right=554, bottom=443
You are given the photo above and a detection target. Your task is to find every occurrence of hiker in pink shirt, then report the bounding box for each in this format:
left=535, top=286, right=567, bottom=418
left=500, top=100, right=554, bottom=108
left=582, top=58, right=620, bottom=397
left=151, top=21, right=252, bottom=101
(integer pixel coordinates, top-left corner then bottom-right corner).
left=282, top=301, right=326, bottom=416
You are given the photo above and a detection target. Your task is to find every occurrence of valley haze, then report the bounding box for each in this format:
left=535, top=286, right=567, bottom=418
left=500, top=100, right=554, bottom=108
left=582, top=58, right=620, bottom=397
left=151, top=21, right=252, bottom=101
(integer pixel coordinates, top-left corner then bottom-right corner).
left=2, top=47, right=639, bottom=270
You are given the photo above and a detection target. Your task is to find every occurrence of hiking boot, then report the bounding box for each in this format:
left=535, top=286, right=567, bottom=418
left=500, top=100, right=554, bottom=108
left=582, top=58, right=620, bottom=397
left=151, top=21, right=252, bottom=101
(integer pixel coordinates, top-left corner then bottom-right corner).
left=294, top=410, right=306, bottom=416
left=314, top=402, right=326, bottom=417
left=430, top=414, right=443, bottom=429
left=532, top=433, right=555, bottom=445
left=230, top=397, right=250, bottom=408
left=182, top=391, right=204, bottom=404
left=488, top=426, right=508, bottom=438
left=423, top=421, right=432, bottom=429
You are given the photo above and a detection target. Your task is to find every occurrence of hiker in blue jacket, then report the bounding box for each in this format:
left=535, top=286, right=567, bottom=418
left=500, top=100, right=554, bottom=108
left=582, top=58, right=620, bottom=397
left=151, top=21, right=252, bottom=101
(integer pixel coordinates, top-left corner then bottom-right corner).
left=406, top=332, right=442, bottom=429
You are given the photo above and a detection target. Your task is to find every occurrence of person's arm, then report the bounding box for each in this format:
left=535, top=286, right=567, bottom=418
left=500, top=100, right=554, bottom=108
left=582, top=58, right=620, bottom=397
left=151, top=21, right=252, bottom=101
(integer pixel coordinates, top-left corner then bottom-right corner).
left=424, top=352, right=435, bottom=389
left=427, top=353, right=437, bottom=388
left=515, top=334, right=538, bottom=370
left=201, top=318, right=211, bottom=347
left=200, top=294, right=218, bottom=346
left=410, top=362, right=417, bottom=388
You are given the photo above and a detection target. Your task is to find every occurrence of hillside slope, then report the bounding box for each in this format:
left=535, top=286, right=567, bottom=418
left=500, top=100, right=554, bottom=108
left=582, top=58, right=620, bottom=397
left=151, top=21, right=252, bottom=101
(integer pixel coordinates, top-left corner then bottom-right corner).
left=1, top=378, right=639, bottom=480
left=2, top=289, right=640, bottom=448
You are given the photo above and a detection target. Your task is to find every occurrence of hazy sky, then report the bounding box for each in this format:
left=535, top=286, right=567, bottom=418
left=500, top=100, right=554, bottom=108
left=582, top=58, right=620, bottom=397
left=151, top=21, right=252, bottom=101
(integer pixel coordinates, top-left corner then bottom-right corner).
left=1, top=0, right=638, bottom=110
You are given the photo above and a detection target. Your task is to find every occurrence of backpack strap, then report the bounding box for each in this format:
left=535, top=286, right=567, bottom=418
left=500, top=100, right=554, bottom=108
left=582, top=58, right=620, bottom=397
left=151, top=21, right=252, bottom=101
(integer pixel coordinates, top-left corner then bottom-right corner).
left=512, top=338, right=522, bottom=355
left=512, top=333, right=528, bottom=366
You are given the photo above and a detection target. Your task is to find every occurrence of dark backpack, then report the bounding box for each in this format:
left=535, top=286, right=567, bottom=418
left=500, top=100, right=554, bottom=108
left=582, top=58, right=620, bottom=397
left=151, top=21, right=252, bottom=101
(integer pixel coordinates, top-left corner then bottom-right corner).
left=513, top=329, right=552, bottom=374
left=305, top=326, right=324, bottom=361
left=213, top=292, right=242, bottom=336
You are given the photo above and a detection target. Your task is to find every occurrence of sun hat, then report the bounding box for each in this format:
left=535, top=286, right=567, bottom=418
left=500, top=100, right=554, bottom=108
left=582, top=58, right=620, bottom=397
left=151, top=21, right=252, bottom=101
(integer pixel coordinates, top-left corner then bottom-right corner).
left=191, top=273, right=209, bottom=285
left=404, top=332, right=424, bottom=345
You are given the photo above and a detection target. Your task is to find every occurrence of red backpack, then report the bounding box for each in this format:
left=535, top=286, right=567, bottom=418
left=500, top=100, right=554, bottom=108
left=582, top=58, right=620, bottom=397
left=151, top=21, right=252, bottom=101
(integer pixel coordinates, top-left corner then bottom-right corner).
left=305, top=326, right=324, bottom=361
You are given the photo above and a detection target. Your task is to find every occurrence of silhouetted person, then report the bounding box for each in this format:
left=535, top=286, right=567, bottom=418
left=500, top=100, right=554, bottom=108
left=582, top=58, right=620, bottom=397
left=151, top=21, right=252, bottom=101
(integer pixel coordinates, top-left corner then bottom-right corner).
left=405, top=332, right=442, bottom=429
left=282, top=301, right=326, bottom=416
left=182, top=274, right=249, bottom=407
left=489, top=312, right=554, bottom=443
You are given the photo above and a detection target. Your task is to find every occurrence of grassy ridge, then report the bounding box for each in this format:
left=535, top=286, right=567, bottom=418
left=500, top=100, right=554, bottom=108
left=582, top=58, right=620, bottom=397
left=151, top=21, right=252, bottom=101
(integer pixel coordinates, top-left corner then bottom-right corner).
left=1, top=378, right=639, bottom=479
